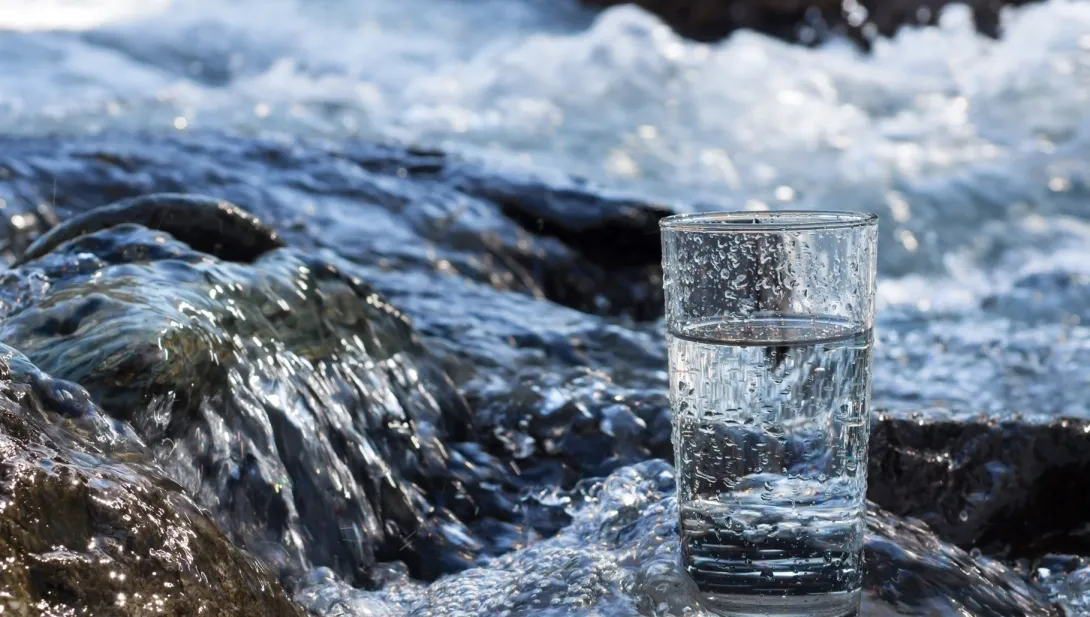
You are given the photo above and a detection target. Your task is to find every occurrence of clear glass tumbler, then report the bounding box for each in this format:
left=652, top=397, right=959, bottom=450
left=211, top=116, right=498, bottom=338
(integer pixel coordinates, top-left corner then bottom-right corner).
left=661, top=211, right=878, bottom=617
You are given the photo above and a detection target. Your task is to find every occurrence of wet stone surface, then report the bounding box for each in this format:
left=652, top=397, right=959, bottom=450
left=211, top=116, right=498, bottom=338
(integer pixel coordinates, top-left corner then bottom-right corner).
left=0, top=346, right=304, bottom=617
left=293, top=461, right=1055, bottom=617
left=870, top=410, right=1090, bottom=558
left=0, top=132, right=1082, bottom=615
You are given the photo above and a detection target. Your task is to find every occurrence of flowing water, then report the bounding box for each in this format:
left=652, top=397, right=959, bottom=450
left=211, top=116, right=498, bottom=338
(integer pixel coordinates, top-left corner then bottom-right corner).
left=1, top=0, right=1090, bottom=615
left=5, top=0, right=1090, bottom=305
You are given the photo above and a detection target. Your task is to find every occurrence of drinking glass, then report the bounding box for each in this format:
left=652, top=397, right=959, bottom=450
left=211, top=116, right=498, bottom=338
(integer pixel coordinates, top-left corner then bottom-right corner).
left=661, top=211, right=878, bottom=617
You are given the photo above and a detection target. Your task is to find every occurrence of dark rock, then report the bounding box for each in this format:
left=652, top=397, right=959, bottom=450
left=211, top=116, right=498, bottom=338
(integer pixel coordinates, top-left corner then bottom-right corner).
left=868, top=409, right=1090, bottom=558
left=0, top=132, right=669, bottom=321
left=0, top=219, right=491, bottom=586
left=16, top=193, right=285, bottom=266
left=579, top=0, right=1041, bottom=46
left=580, top=0, right=839, bottom=42
left=451, top=171, right=671, bottom=320
left=0, top=346, right=303, bottom=617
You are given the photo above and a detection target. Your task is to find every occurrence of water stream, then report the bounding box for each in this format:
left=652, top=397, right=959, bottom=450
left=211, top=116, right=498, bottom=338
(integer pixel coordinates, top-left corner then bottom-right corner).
left=1, top=1, right=1089, bottom=615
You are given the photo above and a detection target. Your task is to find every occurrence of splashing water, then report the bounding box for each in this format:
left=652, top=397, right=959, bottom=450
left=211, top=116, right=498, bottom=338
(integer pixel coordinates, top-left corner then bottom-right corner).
left=292, top=461, right=1050, bottom=617
left=2, top=0, right=1090, bottom=287
left=2, top=0, right=1090, bottom=615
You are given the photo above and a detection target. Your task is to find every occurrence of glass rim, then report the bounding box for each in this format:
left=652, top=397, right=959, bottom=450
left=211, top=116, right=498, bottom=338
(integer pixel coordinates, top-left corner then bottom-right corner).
left=659, top=210, right=878, bottom=233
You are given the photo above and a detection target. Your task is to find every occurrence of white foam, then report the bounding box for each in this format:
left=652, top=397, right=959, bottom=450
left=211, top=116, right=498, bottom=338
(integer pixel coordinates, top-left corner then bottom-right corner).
left=2, top=0, right=1090, bottom=297
left=0, top=0, right=171, bottom=31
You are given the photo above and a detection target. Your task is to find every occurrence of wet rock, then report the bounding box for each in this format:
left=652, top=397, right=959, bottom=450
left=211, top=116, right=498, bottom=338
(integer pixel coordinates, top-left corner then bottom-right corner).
left=0, top=212, right=492, bottom=585
left=295, top=461, right=1054, bottom=617
left=0, top=131, right=1083, bottom=610
left=0, top=346, right=303, bottom=617
left=578, top=0, right=1041, bottom=45
left=868, top=409, right=1090, bottom=558
left=16, top=192, right=284, bottom=265
left=477, top=371, right=1090, bottom=570
left=450, top=169, right=671, bottom=320
left=0, top=133, right=668, bottom=321
left=0, top=134, right=675, bottom=587
left=863, top=504, right=1054, bottom=616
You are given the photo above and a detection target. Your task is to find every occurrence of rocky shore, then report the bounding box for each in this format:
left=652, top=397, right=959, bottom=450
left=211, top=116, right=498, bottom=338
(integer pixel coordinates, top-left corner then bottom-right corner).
left=0, top=132, right=1082, bottom=615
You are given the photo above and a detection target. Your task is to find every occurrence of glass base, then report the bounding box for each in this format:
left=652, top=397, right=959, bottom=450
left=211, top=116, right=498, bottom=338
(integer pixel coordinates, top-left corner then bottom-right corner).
left=701, top=589, right=861, bottom=617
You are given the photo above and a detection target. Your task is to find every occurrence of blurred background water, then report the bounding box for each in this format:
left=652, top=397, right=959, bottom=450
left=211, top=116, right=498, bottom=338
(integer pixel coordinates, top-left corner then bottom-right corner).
left=2, top=1, right=1090, bottom=615
left=6, top=0, right=1090, bottom=415
left=4, top=0, right=1090, bottom=284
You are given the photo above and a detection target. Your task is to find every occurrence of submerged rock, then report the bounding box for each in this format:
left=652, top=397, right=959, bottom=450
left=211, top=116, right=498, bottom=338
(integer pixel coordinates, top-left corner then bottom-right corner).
left=0, top=346, right=302, bottom=617
left=294, top=461, right=1054, bottom=617
left=0, top=212, right=490, bottom=586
